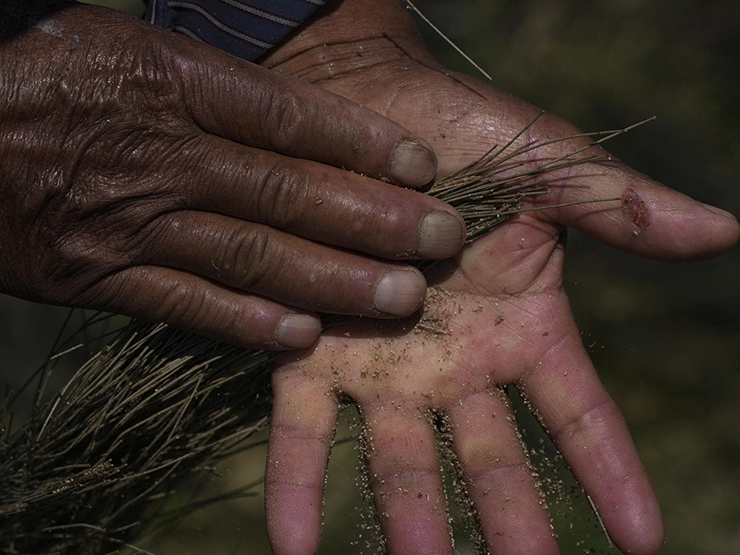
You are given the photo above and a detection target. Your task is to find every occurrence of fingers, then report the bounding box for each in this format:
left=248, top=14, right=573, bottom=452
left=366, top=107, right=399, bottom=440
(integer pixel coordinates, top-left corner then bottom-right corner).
left=182, top=134, right=465, bottom=260
left=85, top=265, right=321, bottom=348
left=176, top=42, right=438, bottom=187
left=448, top=389, right=559, bottom=555
left=266, top=369, right=338, bottom=555
left=520, top=321, right=665, bottom=555
left=361, top=403, right=453, bottom=555
left=516, top=114, right=740, bottom=262
left=146, top=211, right=427, bottom=317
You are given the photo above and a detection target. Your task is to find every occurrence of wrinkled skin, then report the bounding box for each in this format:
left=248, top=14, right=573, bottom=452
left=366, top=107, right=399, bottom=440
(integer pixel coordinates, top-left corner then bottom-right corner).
left=262, top=2, right=740, bottom=554
left=0, top=1, right=466, bottom=349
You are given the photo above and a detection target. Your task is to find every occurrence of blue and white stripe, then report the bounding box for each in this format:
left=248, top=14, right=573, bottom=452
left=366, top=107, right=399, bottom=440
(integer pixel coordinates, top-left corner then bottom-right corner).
left=148, top=0, right=328, bottom=61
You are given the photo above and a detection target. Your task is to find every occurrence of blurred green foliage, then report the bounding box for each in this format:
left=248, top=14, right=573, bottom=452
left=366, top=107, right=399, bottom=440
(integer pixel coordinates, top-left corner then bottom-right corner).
left=2, top=1, right=738, bottom=554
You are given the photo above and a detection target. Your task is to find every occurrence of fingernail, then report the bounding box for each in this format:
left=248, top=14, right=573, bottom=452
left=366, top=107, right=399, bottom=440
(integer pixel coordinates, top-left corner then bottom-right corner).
left=389, top=138, right=437, bottom=186
left=275, top=314, right=321, bottom=349
left=373, top=270, right=426, bottom=316
left=701, top=202, right=737, bottom=220
left=418, top=210, right=466, bottom=258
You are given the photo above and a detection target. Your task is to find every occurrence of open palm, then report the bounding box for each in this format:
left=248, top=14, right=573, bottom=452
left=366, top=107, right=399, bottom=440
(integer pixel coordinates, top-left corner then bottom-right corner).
left=262, top=3, right=739, bottom=554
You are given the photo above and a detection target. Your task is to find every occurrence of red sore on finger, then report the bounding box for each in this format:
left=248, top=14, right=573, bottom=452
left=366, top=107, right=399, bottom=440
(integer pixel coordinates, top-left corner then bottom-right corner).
left=621, top=187, right=652, bottom=235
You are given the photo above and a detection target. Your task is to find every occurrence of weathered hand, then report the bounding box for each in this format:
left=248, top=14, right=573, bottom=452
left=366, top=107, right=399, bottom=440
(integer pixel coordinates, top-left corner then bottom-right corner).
left=262, top=1, right=739, bottom=554
left=0, top=2, right=466, bottom=349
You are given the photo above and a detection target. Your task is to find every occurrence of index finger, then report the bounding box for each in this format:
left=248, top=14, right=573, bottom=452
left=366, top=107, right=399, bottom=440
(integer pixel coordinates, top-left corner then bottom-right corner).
left=174, top=38, right=438, bottom=187
left=520, top=318, right=665, bottom=555
left=266, top=368, right=338, bottom=555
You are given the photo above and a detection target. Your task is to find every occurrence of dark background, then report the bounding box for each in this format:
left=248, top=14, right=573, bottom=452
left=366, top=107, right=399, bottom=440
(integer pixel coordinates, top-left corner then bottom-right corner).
left=1, top=1, right=738, bottom=553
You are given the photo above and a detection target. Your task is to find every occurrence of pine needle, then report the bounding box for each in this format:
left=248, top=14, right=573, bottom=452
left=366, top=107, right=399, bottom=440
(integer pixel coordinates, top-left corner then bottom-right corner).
left=404, top=0, right=492, bottom=81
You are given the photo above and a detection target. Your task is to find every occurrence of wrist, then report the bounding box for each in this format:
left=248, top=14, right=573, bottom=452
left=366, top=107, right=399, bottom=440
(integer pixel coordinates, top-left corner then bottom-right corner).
left=261, top=0, right=437, bottom=77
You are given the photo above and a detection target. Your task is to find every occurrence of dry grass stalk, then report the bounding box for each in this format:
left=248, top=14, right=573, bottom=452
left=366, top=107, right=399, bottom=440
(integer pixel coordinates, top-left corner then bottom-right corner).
left=0, top=116, right=647, bottom=553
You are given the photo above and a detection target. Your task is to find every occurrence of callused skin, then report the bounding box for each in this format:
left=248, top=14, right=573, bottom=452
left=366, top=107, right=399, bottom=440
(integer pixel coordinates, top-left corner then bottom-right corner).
left=263, top=1, right=740, bottom=554
left=0, top=1, right=466, bottom=349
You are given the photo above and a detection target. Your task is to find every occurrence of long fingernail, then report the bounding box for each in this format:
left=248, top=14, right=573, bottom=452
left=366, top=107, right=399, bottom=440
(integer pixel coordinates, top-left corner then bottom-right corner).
left=701, top=202, right=737, bottom=220
left=276, top=314, right=321, bottom=349
left=418, top=210, right=466, bottom=258
left=389, top=138, right=437, bottom=186
left=373, top=270, right=426, bottom=316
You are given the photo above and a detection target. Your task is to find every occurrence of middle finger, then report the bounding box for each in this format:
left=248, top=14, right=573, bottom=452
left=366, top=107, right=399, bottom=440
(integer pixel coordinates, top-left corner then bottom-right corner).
left=181, top=134, right=466, bottom=261
left=361, top=401, right=454, bottom=555
left=449, top=388, right=558, bottom=555
left=145, top=210, right=428, bottom=317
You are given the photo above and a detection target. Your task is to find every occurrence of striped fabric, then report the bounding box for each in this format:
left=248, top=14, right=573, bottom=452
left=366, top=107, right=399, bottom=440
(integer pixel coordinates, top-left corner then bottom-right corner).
left=147, top=0, right=328, bottom=61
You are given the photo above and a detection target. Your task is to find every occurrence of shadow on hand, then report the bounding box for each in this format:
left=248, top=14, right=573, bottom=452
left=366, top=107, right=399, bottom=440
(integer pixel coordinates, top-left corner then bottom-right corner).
left=0, top=1, right=76, bottom=43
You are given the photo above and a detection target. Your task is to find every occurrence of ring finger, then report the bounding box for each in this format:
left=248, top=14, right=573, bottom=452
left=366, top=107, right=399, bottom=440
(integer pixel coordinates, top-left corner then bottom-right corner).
left=146, top=210, right=428, bottom=317
left=449, top=388, right=558, bottom=555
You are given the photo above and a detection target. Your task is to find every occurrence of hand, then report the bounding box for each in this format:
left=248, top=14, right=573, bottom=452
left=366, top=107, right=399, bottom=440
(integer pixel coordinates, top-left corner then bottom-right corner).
left=262, top=1, right=740, bottom=554
left=0, top=2, right=466, bottom=349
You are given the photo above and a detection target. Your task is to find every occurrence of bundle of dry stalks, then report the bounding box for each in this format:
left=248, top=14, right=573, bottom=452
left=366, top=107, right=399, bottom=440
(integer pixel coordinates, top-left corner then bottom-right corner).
left=0, top=115, right=647, bottom=554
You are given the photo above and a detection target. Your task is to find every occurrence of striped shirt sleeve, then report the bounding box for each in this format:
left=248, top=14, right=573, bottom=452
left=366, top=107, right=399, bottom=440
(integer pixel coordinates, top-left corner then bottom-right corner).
left=147, top=0, right=329, bottom=61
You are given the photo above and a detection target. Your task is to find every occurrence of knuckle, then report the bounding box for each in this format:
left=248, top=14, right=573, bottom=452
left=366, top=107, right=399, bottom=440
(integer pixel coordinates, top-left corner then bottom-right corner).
left=38, top=210, right=167, bottom=298
left=73, top=268, right=131, bottom=310
left=33, top=208, right=171, bottom=306
left=464, top=454, right=529, bottom=485
left=220, top=226, right=286, bottom=292
left=159, top=279, right=208, bottom=328
left=37, top=231, right=111, bottom=304
left=68, top=119, right=199, bottom=212
left=255, top=160, right=313, bottom=229
left=123, top=212, right=176, bottom=262
left=263, top=89, right=309, bottom=153
left=555, top=398, right=613, bottom=444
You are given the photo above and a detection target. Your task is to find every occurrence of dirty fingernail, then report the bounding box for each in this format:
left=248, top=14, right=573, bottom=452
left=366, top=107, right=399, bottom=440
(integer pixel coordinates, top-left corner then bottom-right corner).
left=373, top=270, right=426, bottom=316
left=418, top=210, right=466, bottom=258
left=389, top=138, right=437, bottom=187
left=701, top=202, right=737, bottom=220
left=276, top=314, right=321, bottom=349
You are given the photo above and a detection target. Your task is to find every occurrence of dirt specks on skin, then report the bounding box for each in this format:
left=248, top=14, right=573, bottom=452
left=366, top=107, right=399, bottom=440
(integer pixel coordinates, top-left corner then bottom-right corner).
left=414, top=286, right=456, bottom=339
left=621, top=187, right=651, bottom=235
left=354, top=286, right=462, bottom=390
